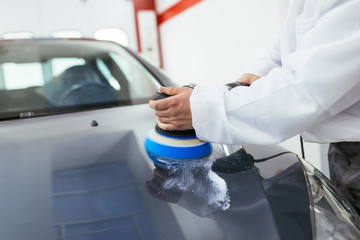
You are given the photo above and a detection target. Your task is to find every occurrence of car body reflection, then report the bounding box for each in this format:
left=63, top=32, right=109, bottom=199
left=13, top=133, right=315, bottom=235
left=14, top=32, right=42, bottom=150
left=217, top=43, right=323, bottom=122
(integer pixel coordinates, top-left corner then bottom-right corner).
left=146, top=146, right=311, bottom=240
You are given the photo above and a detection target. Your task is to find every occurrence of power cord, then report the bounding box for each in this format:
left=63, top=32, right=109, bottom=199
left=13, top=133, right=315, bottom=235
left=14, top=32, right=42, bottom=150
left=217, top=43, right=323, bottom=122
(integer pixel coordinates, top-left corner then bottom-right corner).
left=252, top=151, right=294, bottom=163
left=300, top=136, right=305, bottom=159
left=252, top=136, right=305, bottom=163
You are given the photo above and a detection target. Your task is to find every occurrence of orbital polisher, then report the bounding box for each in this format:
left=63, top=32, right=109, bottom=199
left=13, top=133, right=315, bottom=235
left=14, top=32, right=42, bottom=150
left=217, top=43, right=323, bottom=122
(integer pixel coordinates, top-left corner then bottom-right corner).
left=144, top=89, right=212, bottom=165
left=144, top=82, right=249, bottom=165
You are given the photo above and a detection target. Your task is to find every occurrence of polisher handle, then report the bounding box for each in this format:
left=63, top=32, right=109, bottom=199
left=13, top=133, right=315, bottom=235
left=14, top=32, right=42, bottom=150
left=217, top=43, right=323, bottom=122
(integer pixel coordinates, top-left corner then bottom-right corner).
left=152, top=91, right=171, bottom=100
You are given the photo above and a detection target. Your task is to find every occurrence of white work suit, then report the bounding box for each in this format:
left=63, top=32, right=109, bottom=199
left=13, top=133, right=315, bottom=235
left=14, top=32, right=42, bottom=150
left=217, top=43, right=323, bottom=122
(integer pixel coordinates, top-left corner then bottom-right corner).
left=190, top=0, right=360, bottom=146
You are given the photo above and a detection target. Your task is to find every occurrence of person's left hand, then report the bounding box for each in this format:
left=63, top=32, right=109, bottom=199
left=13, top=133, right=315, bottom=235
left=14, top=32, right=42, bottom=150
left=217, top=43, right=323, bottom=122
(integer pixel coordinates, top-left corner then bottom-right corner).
left=149, top=86, right=193, bottom=130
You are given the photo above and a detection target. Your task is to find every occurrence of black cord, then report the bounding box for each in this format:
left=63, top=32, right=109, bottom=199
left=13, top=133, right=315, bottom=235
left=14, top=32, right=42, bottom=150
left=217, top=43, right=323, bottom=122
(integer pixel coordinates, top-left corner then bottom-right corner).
left=253, top=151, right=294, bottom=163
left=253, top=137, right=305, bottom=163
left=300, top=136, right=305, bottom=159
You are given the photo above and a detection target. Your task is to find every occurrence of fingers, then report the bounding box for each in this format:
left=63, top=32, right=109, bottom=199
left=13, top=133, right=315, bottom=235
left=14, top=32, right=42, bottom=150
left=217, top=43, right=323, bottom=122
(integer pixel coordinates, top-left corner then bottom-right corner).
left=149, top=86, right=192, bottom=110
left=154, top=109, right=172, bottom=118
left=153, top=108, right=193, bottom=130
left=160, top=86, right=182, bottom=96
left=149, top=86, right=193, bottom=130
left=149, top=87, right=183, bottom=110
left=149, top=99, right=168, bottom=111
left=156, top=119, right=193, bottom=131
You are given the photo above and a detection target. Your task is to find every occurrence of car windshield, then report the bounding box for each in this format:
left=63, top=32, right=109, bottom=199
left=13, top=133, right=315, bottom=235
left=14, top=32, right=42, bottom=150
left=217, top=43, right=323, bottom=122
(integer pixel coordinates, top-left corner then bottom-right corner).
left=0, top=39, right=161, bottom=120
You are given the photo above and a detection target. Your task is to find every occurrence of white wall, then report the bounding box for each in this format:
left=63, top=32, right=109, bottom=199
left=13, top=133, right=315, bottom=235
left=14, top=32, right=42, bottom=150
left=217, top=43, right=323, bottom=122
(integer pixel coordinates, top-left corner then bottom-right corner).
left=0, top=0, right=138, bottom=50
left=159, top=0, right=280, bottom=86
left=157, top=0, right=329, bottom=176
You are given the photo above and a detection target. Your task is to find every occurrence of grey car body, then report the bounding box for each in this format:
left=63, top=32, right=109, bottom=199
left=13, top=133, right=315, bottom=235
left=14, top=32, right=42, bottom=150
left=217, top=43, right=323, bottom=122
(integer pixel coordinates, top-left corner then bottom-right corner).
left=0, top=39, right=359, bottom=240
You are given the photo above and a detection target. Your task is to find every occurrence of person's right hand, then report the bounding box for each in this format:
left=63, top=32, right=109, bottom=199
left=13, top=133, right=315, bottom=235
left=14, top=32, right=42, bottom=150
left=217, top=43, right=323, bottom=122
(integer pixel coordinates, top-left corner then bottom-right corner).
left=236, top=73, right=260, bottom=85
left=149, top=86, right=193, bottom=131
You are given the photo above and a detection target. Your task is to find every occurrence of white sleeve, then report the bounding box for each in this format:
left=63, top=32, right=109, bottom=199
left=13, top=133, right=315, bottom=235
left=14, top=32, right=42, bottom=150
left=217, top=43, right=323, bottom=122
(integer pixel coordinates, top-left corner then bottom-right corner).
left=241, top=33, right=282, bottom=77
left=190, top=0, right=360, bottom=145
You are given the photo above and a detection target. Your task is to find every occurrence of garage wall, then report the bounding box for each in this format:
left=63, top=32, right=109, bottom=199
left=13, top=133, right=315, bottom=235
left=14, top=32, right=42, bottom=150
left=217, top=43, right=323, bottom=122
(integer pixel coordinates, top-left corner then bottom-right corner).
left=157, top=0, right=280, bottom=86
left=0, top=0, right=138, bottom=50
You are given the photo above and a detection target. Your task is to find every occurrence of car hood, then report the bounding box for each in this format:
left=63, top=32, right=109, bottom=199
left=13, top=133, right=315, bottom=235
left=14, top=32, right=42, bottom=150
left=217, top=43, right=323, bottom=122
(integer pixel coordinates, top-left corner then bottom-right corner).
left=0, top=104, right=311, bottom=240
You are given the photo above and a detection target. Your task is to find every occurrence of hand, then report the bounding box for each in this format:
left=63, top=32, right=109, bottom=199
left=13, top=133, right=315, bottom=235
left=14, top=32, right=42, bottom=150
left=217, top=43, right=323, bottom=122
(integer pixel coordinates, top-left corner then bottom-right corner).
left=236, top=73, right=260, bottom=85
left=149, top=86, right=193, bottom=130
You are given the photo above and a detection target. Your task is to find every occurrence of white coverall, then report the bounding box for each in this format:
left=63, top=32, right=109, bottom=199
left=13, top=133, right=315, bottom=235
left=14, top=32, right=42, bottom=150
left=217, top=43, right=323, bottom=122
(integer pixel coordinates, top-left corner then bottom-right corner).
left=190, top=0, right=360, bottom=146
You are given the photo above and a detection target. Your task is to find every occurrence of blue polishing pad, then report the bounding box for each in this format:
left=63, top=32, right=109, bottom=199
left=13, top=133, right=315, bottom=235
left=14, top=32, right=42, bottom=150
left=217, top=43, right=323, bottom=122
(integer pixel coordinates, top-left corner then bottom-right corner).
left=144, top=129, right=212, bottom=162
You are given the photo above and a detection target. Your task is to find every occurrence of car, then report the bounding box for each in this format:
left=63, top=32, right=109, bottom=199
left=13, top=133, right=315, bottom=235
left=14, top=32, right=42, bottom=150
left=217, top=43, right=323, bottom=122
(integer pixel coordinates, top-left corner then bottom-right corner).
left=0, top=38, right=359, bottom=240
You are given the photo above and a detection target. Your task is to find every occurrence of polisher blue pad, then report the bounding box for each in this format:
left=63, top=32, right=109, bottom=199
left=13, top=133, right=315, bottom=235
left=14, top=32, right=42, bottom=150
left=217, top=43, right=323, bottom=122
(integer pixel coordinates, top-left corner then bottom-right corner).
left=145, top=129, right=212, bottom=163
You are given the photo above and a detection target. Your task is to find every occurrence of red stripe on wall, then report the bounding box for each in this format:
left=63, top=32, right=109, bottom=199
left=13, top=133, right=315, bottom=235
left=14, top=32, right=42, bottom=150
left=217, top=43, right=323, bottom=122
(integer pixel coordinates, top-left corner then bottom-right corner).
left=132, top=0, right=156, bottom=52
left=158, top=0, right=203, bottom=25
left=132, top=0, right=164, bottom=68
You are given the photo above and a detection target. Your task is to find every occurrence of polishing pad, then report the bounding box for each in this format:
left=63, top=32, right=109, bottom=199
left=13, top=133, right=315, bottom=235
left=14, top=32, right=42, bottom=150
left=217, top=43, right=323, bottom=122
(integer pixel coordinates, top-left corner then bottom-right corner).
left=145, top=129, right=212, bottom=163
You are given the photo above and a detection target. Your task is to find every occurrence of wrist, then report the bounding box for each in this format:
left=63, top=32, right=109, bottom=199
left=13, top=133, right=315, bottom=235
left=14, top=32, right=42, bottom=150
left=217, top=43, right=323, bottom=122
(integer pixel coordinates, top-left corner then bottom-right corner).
left=236, top=74, right=260, bottom=85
